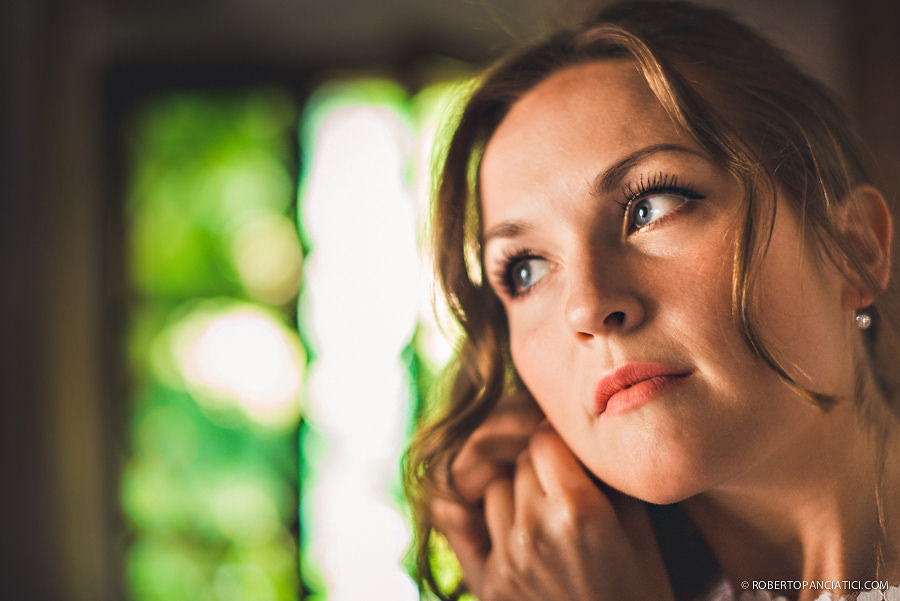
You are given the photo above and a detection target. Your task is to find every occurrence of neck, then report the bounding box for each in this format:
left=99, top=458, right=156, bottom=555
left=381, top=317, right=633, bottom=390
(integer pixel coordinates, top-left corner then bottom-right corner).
left=682, top=397, right=900, bottom=600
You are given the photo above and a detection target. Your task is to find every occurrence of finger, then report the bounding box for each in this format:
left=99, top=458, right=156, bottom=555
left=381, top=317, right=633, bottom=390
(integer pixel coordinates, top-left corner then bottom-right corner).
left=430, top=497, right=490, bottom=592
left=452, top=393, right=544, bottom=503
left=452, top=442, right=517, bottom=504
left=466, top=391, right=544, bottom=452
left=528, top=423, right=596, bottom=495
left=513, top=448, right=545, bottom=515
left=497, top=388, right=544, bottom=415
left=510, top=450, right=545, bottom=568
left=484, top=477, right=515, bottom=556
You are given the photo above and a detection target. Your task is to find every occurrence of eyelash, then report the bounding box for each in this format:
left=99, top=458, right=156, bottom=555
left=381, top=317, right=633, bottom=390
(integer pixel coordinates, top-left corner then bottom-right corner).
left=617, top=172, right=704, bottom=232
left=621, top=172, right=697, bottom=203
left=495, top=247, right=541, bottom=299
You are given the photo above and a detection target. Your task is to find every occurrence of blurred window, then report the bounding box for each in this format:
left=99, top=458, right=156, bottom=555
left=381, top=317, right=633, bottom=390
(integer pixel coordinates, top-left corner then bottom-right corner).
left=122, top=72, right=468, bottom=600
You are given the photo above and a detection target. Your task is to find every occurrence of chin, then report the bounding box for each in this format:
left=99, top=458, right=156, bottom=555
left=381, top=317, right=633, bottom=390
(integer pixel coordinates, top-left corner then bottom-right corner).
left=631, top=487, right=697, bottom=506
left=617, top=481, right=699, bottom=506
left=590, top=461, right=709, bottom=506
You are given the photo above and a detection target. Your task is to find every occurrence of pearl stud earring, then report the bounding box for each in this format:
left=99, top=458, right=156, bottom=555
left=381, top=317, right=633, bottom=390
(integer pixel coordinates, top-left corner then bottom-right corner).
left=856, top=312, right=872, bottom=330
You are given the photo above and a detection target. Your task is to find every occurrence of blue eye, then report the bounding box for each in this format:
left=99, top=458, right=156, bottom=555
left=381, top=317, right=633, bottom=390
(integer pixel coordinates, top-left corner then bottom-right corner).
left=629, top=194, right=687, bottom=230
left=503, top=256, right=550, bottom=296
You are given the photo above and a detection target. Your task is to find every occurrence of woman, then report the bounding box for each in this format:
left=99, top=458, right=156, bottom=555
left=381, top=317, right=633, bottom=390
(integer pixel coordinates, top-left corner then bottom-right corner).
left=404, top=2, right=900, bottom=600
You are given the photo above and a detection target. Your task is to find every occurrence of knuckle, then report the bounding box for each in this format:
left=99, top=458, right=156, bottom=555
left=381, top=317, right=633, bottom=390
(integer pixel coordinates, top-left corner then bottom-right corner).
left=547, top=496, right=598, bottom=535
left=509, top=524, right=534, bottom=557
left=487, top=555, right=518, bottom=593
left=428, top=497, right=470, bottom=531
left=509, top=525, right=551, bottom=574
left=547, top=501, right=582, bottom=534
left=495, top=557, right=516, bottom=582
left=546, top=493, right=613, bottom=539
left=451, top=462, right=503, bottom=505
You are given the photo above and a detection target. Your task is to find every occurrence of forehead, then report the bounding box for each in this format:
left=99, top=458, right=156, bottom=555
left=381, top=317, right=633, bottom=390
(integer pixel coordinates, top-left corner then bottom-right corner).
left=490, top=60, right=664, bottom=141
left=480, top=60, right=686, bottom=225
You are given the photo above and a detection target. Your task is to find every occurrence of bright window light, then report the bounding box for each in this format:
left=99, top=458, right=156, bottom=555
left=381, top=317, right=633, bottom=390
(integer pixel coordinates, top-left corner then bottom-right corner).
left=299, top=80, right=420, bottom=601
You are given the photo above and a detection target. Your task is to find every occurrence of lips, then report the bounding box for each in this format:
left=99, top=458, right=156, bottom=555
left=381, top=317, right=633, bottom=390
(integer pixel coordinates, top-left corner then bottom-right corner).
left=593, top=363, right=692, bottom=415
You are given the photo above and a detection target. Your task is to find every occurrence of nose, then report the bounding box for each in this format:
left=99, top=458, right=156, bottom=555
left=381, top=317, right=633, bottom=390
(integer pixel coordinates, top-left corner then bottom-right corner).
left=564, top=257, right=646, bottom=341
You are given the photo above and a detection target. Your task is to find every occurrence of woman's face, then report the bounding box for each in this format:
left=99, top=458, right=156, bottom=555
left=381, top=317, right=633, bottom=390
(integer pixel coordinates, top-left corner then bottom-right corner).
left=479, top=61, right=856, bottom=503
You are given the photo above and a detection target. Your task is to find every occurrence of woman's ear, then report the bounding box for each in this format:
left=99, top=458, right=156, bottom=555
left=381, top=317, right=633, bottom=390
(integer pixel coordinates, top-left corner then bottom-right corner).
left=840, top=185, right=892, bottom=309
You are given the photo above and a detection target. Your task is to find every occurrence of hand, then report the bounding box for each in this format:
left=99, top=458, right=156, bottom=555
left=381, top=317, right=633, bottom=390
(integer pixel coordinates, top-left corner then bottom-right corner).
left=428, top=391, right=544, bottom=593
left=450, top=422, right=676, bottom=601
left=452, top=391, right=546, bottom=503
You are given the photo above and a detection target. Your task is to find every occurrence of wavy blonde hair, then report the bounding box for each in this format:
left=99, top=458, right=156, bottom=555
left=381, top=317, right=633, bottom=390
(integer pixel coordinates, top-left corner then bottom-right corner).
left=404, top=2, right=899, bottom=598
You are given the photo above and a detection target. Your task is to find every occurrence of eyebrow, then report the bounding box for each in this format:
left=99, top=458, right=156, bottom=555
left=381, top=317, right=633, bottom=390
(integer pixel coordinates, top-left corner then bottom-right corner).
left=593, top=143, right=705, bottom=196
left=482, top=143, right=704, bottom=246
left=482, top=220, right=533, bottom=246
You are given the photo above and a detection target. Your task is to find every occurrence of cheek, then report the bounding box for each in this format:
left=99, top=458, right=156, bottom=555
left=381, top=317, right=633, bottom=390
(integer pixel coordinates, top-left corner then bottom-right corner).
left=752, top=222, right=850, bottom=395
left=509, top=316, right=557, bottom=396
left=508, top=309, right=580, bottom=420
